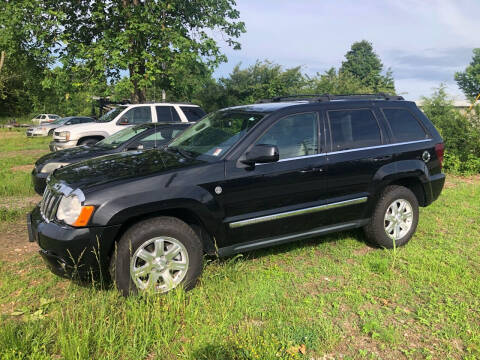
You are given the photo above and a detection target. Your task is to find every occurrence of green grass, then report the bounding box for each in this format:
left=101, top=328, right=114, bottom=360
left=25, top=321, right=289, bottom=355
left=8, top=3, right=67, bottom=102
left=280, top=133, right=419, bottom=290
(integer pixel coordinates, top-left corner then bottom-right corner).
left=0, top=130, right=479, bottom=359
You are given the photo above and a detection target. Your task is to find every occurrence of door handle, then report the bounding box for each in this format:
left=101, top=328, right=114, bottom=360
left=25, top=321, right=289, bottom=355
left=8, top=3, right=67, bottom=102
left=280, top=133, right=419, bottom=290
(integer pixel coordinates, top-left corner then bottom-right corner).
left=299, top=167, right=324, bottom=173
left=371, top=155, right=392, bottom=162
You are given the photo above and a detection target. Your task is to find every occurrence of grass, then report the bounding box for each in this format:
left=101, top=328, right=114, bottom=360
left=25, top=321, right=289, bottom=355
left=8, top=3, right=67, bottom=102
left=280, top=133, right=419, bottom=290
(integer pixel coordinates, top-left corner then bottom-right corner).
left=0, top=130, right=479, bottom=359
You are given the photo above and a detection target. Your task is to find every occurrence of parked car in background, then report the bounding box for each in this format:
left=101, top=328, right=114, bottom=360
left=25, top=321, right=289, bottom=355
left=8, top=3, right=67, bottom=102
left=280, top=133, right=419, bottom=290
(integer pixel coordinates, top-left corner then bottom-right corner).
left=50, top=103, right=205, bottom=150
left=32, top=122, right=192, bottom=194
left=31, top=114, right=61, bottom=124
left=28, top=94, right=445, bottom=296
left=27, top=116, right=95, bottom=137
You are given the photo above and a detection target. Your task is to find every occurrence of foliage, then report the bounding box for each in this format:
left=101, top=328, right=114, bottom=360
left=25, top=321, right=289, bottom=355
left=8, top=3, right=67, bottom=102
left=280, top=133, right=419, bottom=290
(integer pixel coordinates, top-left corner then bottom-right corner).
left=339, top=40, right=395, bottom=93
left=454, top=48, right=480, bottom=100
left=421, top=85, right=480, bottom=174
left=47, top=0, right=245, bottom=103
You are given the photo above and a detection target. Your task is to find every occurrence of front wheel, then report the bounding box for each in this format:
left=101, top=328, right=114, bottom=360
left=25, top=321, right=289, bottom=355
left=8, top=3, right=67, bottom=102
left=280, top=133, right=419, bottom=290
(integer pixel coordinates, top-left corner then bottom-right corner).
left=110, top=217, right=203, bottom=296
left=364, top=185, right=419, bottom=249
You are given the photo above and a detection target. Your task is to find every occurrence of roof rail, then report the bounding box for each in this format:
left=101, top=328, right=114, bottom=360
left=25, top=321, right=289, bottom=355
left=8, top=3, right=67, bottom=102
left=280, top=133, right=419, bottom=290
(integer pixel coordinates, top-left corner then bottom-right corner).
left=257, top=93, right=404, bottom=103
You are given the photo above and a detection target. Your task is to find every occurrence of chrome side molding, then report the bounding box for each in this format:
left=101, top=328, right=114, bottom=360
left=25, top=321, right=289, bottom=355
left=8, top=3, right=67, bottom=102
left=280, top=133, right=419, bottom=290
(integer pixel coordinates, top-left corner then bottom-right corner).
left=229, top=197, right=367, bottom=229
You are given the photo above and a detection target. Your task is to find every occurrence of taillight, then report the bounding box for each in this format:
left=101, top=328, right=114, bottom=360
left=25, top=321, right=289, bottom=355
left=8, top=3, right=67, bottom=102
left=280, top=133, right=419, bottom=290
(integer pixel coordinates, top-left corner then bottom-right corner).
left=435, top=143, right=444, bottom=169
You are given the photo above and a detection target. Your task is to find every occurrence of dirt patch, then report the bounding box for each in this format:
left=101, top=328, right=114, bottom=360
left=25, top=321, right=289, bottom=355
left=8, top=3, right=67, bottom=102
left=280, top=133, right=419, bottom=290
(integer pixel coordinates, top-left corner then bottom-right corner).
left=0, top=195, right=41, bottom=209
left=444, top=174, right=480, bottom=189
left=0, top=149, right=48, bottom=159
left=353, top=246, right=375, bottom=256
left=11, top=164, right=33, bottom=172
left=0, top=222, right=39, bottom=262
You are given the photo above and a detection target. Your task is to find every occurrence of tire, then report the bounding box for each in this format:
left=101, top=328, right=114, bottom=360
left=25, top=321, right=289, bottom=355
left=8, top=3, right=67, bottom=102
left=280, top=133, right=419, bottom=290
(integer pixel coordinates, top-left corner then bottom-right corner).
left=48, top=129, right=54, bottom=136
left=364, top=185, right=419, bottom=249
left=110, top=217, right=203, bottom=296
left=79, top=138, right=99, bottom=146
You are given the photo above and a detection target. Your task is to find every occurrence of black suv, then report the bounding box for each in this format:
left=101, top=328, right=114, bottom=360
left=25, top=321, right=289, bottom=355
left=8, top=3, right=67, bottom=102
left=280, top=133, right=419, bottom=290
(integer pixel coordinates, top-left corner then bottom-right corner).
left=28, top=94, right=445, bottom=295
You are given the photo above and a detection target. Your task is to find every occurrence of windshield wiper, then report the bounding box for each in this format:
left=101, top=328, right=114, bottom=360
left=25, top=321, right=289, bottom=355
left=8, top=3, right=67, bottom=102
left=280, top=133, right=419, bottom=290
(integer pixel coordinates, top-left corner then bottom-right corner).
left=167, top=146, right=193, bottom=158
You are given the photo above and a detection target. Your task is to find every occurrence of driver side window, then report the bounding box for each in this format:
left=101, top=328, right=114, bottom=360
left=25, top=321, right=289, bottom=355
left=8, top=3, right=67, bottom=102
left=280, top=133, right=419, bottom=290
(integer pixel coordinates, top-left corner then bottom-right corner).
left=255, top=112, right=318, bottom=160
left=122, top=107, right=152, bottom=124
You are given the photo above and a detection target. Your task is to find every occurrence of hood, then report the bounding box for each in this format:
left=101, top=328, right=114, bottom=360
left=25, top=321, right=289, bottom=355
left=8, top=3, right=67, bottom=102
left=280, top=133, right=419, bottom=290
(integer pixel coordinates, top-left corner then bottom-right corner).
left=54, top=122, right=101, bottom=133
left=35, top=145, right=115, bottom=168
left=50, top=148, right=204, bottom=190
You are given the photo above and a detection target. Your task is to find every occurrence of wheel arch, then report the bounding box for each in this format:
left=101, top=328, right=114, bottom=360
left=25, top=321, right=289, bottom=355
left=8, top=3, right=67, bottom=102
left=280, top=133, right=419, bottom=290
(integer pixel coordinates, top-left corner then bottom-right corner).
left=78, top=135, right=105, bottom=144
left=107, top=207, right=218, bottom=261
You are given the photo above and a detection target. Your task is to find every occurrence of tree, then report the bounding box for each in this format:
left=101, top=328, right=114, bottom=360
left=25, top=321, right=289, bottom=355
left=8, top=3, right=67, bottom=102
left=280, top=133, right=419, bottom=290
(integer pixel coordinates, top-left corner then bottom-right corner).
left=45, top=0, right=245, bottom=103
left=455, top=48, right=480, bottom=100
left=339, top=40, right=395, bottom=93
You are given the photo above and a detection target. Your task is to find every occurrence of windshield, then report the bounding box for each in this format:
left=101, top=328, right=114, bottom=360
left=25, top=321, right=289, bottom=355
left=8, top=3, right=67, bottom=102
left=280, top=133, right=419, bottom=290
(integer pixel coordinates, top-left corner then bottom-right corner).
left=52, top=117, right=70, bottom=125
left=96, top=107, right=125, bottom=123
left=168, top=110, right=265, bottom=161
left=97, top=126, right=149, bottom=148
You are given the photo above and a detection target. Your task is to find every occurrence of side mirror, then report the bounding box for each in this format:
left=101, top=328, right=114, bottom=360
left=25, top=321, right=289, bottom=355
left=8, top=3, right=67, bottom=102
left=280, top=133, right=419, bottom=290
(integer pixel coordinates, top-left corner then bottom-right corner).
left=118, top=117, right=130, bottom=125
left=242, top=144, right=279, bottom=166
left=126, top=143, right=144, bottom=151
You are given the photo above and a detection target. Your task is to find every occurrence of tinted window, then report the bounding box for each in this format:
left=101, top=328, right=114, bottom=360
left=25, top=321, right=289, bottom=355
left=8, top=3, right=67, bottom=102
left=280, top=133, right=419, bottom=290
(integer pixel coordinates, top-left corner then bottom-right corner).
left=80, top=117, right=92, bottom=123
left=181, top=106, right=206, bottom=122
left=137, top=127, right=186, bottom=149
left=122, top=106, right=152, bottom=124
left=328, top=109, right=381, bottom=151
left=256, top=112, right=318, bottom=160
left=156, top=106, right=180, bottom=123
left=382, top=108, right=427, bottom=142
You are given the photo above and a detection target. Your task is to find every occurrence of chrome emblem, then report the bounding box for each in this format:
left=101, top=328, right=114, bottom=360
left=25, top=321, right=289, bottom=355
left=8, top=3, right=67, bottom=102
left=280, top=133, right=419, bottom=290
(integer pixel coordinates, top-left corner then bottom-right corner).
left=214, top=186, right=222, bottom=195
left=422, top=151, right=431, bottom=163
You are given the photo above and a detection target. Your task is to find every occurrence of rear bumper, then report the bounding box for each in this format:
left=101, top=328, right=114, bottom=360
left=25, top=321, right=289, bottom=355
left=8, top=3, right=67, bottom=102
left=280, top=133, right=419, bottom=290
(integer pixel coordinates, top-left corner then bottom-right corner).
left=28, top=206, right=121, bottom=279
left=423, top=172, right=445, bottom=206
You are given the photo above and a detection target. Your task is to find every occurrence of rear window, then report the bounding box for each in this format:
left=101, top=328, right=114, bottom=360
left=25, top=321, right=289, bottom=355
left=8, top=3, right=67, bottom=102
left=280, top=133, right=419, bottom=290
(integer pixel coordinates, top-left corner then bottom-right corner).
left=328, top=109, right=382, bottom=151
left=382, top=108, right=427, bottom=142
left=156, top=106, right=181, bottom=122
left=180, top=106, right=206, bottom=122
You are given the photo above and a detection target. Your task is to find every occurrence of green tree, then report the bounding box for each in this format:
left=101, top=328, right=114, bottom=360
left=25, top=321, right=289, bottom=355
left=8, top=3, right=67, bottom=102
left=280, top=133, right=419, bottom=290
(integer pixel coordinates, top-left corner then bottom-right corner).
left=454, top=48, right=480, bottom=100
left=46, top=0, right=245, bottom=103
left=339, top=40, right=395, bottom=93
left=421, top=85, right=480, bottom=173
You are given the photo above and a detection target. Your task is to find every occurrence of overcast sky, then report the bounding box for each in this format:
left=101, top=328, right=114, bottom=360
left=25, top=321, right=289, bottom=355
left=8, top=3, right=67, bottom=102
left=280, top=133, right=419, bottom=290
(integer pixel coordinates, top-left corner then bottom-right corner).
left=213, top=0, right=479, bottom=101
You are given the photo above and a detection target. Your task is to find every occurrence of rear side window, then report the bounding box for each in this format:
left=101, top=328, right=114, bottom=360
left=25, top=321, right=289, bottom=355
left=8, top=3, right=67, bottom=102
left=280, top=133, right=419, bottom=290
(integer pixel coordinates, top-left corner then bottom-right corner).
left=180, top=107, right=206, bottom=122
left=156, top=106, right=180, bottom=122
left=328, top=109, right=382, bottom=151
left=382, top=108, right=427, bottom=142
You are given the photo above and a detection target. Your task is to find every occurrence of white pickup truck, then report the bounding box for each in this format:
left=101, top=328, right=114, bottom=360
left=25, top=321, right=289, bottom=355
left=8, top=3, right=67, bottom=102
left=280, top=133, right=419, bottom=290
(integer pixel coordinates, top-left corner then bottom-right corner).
left=50, top=103, right=205, bottom=151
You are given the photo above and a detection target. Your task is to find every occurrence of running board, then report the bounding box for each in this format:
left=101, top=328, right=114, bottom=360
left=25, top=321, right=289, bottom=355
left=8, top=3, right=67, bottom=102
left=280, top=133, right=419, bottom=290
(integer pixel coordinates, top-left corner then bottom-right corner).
left=217, top=219, right=368, bottom=257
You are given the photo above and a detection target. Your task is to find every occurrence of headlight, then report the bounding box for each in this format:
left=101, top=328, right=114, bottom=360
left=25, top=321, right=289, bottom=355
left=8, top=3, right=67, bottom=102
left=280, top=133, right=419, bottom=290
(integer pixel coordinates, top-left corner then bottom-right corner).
left=40, top=162, right=70, bottom=173
left=58, top=131, right=70, bottom=141
left=56, top=191, right=95, bottom=227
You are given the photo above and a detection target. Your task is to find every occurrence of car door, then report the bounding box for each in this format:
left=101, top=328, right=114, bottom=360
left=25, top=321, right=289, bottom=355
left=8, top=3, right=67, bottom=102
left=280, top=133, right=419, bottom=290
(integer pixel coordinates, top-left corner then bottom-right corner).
left=323, top=106, right=393, bottom=224
left=222, top=111, right=329, bottom=246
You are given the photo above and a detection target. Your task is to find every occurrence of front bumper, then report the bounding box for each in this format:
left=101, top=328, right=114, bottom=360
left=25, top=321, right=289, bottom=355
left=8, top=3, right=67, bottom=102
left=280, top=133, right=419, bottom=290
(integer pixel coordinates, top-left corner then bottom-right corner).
left=27, top=131, right=47, bottom=137
left=49, top=140, right=77, bottom=152
left=28, top=206, right=122, bottom=279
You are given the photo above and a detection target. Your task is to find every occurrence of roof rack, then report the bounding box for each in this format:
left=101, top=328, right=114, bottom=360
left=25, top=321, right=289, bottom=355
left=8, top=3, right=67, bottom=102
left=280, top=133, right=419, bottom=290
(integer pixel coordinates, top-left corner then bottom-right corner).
left=257, top=93, right=404, bottom=103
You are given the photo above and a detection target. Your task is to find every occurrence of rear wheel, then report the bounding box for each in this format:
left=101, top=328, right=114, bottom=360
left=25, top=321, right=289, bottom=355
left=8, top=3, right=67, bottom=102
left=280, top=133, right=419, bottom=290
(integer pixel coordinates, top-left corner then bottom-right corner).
left=110, top=217, right=203, bottom=296
left=364, top=186, right=419, bottom=248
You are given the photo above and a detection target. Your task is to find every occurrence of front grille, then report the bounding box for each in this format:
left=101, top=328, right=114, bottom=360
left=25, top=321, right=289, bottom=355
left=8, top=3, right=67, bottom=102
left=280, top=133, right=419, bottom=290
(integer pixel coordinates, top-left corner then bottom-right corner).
left=40, top=187, right=63, bottom=222
left=54, top=132, right=61, bottom=137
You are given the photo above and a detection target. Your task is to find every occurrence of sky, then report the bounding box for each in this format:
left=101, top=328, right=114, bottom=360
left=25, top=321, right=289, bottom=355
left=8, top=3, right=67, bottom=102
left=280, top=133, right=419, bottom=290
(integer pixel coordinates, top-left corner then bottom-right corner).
left=212, top=0, right=479, bottom=101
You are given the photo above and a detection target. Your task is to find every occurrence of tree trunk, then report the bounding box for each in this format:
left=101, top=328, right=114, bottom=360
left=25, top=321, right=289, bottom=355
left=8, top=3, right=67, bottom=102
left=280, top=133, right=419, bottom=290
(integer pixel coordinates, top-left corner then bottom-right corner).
left=129, top=62, right=146, bottom=103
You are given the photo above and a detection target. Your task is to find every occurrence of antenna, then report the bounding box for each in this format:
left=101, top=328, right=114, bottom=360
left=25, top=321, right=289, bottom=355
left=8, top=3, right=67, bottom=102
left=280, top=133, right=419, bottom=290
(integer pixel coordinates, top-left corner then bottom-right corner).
left=154, top=122, right=157, bottom=149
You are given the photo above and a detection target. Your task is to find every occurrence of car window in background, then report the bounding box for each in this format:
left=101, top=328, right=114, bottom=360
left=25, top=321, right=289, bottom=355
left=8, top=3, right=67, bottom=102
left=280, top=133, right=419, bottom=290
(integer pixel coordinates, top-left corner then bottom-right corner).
left=328, top=109, right=382, bottom=151
left=96, top=107, right=125, bottom=123
left=382, top=108, right=427, bottom=142
left=52, top=117, right=69, bottom=125
left=80, top=117, right=93, bottom=123
left=138, top=127, right=186, bottom=148
left=122, top=106, right=152, bottom=124
left=156, top=106, right=180, bottom=122
left=168, top=111, right=265, bottom=161
left=97, top=126, right=150, bottom=148
left=40, top=115, right=46, bottom=119
left=180, top=107, right=206, bottom=122
left=256, top=112, right=318, bottom=160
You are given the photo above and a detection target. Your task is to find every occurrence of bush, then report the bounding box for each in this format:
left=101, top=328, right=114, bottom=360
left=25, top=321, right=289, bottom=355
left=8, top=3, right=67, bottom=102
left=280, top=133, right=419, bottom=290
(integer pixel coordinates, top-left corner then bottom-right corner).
left=421, top=86, right=480, bottom=174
